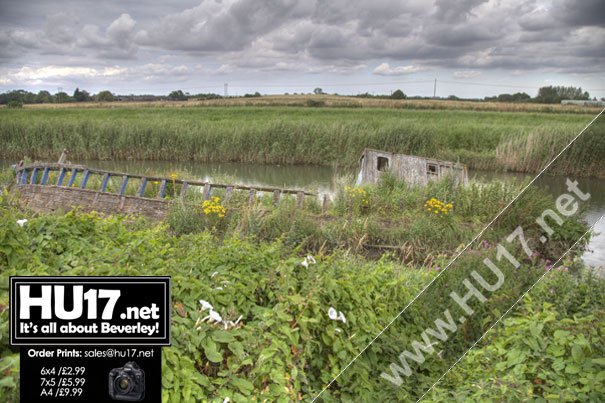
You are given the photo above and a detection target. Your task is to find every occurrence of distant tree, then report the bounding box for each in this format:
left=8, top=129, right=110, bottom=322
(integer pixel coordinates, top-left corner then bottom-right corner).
left=447, top=95, right=460, bottom=100
left=35, top=90, right=53, bottom=104
left=535, top=86, right=589, bottom=104
left=485, top=92, right=532, bottom=103
left=168, top=90, right=187, bottom=101
left=73, top=88, right=91, bottom=102
left=7, top=100, right=24, bottom=108
left=497, top=93, right=514, bottom=102
left=391, top=89, right=406, bottom=99
left=193, top=93, right=222, bottom=100
left=0, top=89, right=35, bottom=104
left=55, top=91, right=70, bottom=103
left=22, top=91, right=36, bottom=104
left=243, top=92, right=261, bottom=98
left=96, top=90, right=114, bottom=102
left=511, top=92, right=531, bottom=102
left=313, top=88, right=324, bottom=95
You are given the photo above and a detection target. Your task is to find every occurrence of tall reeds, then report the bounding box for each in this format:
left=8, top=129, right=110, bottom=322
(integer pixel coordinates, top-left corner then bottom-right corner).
left=495, top=116, right=604, bottom=176
left=0, top=106, right=598, bottom=176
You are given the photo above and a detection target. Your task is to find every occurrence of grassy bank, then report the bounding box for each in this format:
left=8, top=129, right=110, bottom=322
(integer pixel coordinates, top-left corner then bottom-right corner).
left=1, top=105, right=601, bottom=176
left=1, top=192, right=603, bottom=401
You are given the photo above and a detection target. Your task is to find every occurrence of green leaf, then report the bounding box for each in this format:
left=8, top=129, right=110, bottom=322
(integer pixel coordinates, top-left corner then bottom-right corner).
left=212, top=330, right=235, bottom=343
left=571, top=345, right=583, bottom=361
left=592, top=358, right=605, bottom=366
left=231, top=377, right=254, bottom=393
left=202, top=339, right=223, bottom=363
left=565, top=364, right=580, bottom=374
left=529, top=322, right=542, bottom=337
left=228, top=341, right=245, bottom=359
left=0, top=377, right=16, bottom=388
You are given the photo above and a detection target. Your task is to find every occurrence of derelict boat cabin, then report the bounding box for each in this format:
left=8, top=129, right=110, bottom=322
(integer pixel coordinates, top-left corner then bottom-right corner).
left=356, top=148, right=468, bottom=186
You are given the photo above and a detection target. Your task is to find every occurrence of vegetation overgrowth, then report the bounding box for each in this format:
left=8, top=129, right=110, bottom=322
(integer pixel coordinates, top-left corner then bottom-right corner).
left=1, top=105, right=601, bottom=177
left=159, top=172, right=588, bottom=267
left=1, top=171, right=603, bottom=401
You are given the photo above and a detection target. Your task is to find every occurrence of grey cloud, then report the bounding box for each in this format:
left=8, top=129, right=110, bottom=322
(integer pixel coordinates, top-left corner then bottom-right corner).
left=3, top=12, right=139, bottom=60
left=1, top=0, right=604, bottom=82
left=77, top=13, right=138, bottom=58
left=518, top=8, right=553, bottom=32
left=552, top=0, right=605, bottom=27
left=424, top=24, right=499, bottom=47
left=136, top=0, right=311, bottom=52
left=433, top=0, right=489, bottom=23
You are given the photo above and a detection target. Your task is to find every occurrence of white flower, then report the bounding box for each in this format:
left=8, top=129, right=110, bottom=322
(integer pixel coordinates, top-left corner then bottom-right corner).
left=208, top=310, right=222, bottom=323
left=198, top=301, right=242, bottom=329
left=199, top=299, right=214, bottom=311
left=301, top=255, right=317, bottom=268
left=223, top=398, right=231, bottom=403
left=16, top=219, right=28, bottom=227
left=210, top=271, right=219, bottom=278
left=328, top=307, right=346, bottom=323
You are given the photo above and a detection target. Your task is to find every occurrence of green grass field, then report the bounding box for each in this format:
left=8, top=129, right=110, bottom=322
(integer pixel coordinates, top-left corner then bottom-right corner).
left=1, top=105, right=601, bottom=176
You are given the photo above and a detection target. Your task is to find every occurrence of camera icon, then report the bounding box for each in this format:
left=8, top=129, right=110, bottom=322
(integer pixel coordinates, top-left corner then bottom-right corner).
left=108, top=361, right=145, bottom=401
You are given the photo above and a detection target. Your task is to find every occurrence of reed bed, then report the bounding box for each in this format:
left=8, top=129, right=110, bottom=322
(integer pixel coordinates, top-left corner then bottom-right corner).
left=0, top=105, right=599, bottom=176
left=496, top=115, right=605, bottom=176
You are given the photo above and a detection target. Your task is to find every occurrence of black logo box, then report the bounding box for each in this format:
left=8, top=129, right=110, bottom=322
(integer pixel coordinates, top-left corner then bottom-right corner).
left=10, top=277, right=171, bottom=346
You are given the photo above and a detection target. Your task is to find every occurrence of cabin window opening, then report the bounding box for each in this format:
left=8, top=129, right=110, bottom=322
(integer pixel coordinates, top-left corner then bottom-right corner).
left=377, top=157, right=389, bottom=172
left=427, top=163, right=438, bottom=176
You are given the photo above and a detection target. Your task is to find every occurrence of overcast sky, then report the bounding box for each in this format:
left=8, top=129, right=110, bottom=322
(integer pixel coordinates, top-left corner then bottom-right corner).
left=0, top=0, right=603, bottom=98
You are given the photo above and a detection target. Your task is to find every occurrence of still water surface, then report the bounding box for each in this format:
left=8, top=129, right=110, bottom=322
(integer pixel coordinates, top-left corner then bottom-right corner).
left=3, top=159, right=603, bottom=269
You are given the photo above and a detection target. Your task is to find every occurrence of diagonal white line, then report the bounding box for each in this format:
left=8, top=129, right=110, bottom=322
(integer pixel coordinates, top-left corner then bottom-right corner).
left=416, top=214, right=604, bottom=402
left=311, top=107, right=604, bottom=402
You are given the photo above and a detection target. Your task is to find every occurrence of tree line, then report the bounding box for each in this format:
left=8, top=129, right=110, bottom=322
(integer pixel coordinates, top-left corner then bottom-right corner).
left=0, top=88, right=115, bottom=106
left=0, top=88, right=224, bottom=107
left=355, top=86, right=595, bottom=103
left=484, top=86, right=594, bottom=104
left=0, top=85, right=597, bottom=107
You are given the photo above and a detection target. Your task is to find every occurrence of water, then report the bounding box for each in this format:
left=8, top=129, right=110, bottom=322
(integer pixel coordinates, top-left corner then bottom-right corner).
left=2, top=159, right=603, bottom=268
left=83, top=160, right=340, bottom=193
left=470, top=172, right=605, bottom=269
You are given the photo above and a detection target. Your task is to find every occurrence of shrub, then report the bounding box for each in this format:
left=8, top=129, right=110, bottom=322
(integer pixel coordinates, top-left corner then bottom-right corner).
left=390, top=89, right=406, bottom=99
left=6, top=100, right=23, bottom=108
left=305, top=99, right=326, bottom=107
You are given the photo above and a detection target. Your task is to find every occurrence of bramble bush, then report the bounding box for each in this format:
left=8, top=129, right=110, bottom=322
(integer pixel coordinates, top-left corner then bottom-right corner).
left=428, top=298, right=605, bottom=401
